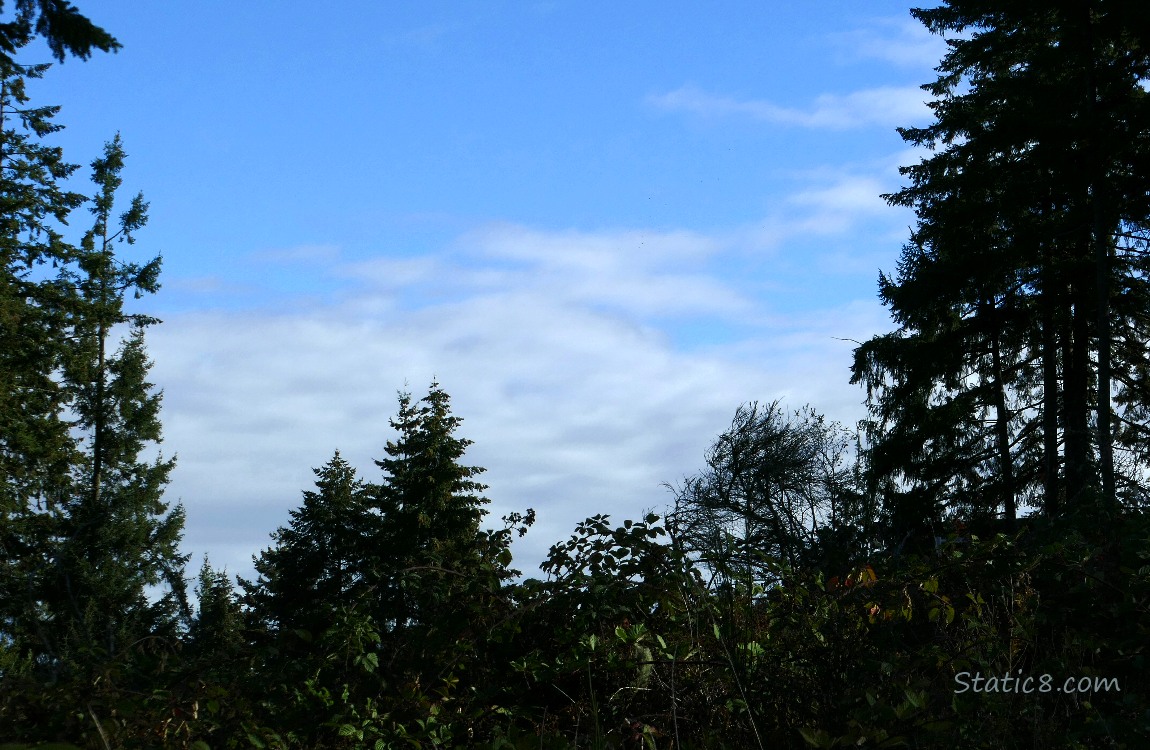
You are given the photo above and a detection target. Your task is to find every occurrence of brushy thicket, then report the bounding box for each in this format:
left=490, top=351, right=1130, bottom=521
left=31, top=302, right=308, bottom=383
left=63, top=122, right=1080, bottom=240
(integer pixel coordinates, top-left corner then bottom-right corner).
left=3, top=505, right=1148, bottom=749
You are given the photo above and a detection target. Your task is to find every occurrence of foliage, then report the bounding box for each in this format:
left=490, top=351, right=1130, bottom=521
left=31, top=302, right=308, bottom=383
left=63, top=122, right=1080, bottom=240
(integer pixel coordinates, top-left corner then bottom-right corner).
left=0, top=0, right=123, bottom=667
left=0, top=54, right=89, bottom=675
left=665, top=400, right=874, bottom=587
left=0, top=1, right=119, bottom=66
left=851, top=0, right=1150, bottom=550
left=1, top=121, right=187, bottom=746
left=233, top=384, right=535, bottom=748
left=52, top=132, right=186, bottom=651
left=6, top=2, right=1150, bottom=748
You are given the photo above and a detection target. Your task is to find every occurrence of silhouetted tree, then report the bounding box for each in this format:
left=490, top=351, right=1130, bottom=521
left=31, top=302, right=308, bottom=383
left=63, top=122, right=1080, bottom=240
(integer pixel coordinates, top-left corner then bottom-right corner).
left=852, top=0, right=1150, bottom=550
left=244, top=450, right=374, bottom=647
left=667, top=401, right=872, bottom=589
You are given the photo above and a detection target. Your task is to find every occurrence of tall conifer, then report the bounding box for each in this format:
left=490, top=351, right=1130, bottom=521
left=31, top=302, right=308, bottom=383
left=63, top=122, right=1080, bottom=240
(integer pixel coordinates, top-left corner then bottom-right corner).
left=371, top=382, right=490, bottom=631
left=242, top=385, right=523, bottom=745
left=43, top=135, right=186, bottom=666
left=0, top=3, right=122, bottom=668
left=852, top=1, right=1150, bottom=548
left=0, top=56, right=87, bottom=669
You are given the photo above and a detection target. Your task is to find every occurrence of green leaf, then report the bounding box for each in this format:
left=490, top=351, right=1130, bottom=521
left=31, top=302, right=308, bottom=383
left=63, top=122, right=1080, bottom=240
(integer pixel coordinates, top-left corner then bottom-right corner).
left=797, top=727, right=832, bottom=748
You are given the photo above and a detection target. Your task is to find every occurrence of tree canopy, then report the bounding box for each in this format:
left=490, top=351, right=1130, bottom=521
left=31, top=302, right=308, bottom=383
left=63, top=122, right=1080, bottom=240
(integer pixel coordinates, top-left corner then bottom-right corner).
left=0, top=0, right=118, bottom=65
left=852, top=0, right=1150, bottom=550
left=5, top=2, right=1150, bottom=747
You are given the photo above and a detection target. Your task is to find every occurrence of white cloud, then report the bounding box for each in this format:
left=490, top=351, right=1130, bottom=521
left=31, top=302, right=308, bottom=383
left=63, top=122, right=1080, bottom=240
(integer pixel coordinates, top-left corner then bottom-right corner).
left=713, top=166, right=910, bottom=260
left=340, top=224, right=757, bottom=321
left=150, top=219, right=893, bottom=584
left=783, top=175, right=893, bottom=234
left=336, top=254, right=444, bottom=291
left=828, top=18, right=949, bottom=70
left=648, top=84, right=930, bottom=130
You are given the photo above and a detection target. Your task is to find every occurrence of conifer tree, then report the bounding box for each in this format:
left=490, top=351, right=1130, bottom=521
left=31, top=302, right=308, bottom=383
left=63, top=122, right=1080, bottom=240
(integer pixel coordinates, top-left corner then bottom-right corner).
left=40, top=134, right=186, bottom=667
left=851, top=1, right=1150, bottom=548
left=370, top=382, right=491, bottom=633
left=242, top=386, right=526, bottom=744
left=0, top=0, right=120, bottom=519
left=189, top=557, right=244, bottom=660
left=244, top=450, right=373, bottom=644
left=0, top=57, right=86, bottom=672
left=239, top=451, right=382, bottom=746
left=0, top=1, right=119, bottom=67
left=0, top=2, right=123, bottom=668
left=367, top=381, right=527, bottom=716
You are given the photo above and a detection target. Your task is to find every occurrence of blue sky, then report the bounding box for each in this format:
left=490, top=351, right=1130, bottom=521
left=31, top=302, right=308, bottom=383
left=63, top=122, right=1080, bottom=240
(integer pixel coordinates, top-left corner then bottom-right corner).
left=28, top=2, right=946, bottom=582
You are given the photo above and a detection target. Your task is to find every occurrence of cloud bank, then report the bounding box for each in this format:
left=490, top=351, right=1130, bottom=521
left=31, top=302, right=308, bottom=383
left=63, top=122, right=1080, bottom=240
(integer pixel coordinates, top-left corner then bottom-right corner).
left=148, top=166, right=905, bottom=584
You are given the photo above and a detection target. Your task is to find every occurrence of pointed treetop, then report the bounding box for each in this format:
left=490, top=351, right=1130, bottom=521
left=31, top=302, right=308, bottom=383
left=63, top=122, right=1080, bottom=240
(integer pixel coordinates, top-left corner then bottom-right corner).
left=375, top=381, right=489, bottom=546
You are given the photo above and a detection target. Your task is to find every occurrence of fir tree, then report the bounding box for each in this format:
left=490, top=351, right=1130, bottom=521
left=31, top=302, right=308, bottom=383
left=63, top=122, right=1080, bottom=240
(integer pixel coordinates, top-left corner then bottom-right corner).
left=0, top=59, right=86, bottom=545
left=0, top=1, right=119, bottom=67
left=244, top=450, right=374, bottom=643
left=370, top=382, right=491, bottom=634
left=189, top=557, right=244, bottom=660
left=0, top=0, right=120, bottom=524
left=0, top=3, right=125, bottom=670
left=41, top=134, right=186, bottom=668
left=366, top=381, right=534, bottom=723
left=242, top=389, right=525, bottom=745
left=851, top=1, right=1150, bottom=549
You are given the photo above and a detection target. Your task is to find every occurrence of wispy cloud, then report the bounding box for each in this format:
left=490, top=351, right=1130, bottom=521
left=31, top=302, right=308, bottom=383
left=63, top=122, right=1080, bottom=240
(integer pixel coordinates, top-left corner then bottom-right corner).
left=338, top=225, right=756, bottom=321
left=648, top=84, right=930, bottom=130
left=827, top=18, right=949, bottom=69
left=786, top=175, right=892, bottom=233
left=248, top=243, right=342, bottom=265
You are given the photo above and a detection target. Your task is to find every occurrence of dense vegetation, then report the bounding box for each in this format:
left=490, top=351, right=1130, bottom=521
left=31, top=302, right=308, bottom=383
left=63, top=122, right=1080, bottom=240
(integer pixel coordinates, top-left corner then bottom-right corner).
left=2, top=1, right=1149, bottom=747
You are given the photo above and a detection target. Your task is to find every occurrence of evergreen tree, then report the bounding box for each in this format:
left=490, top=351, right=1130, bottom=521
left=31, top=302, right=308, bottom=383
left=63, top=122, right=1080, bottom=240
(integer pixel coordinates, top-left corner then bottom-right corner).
left=238, top=452, right=382, bottom=746
left=247, top=385, right=510, bottom=643
left=0, top=0, right=120, bottom=521
left=0, top=2, right=123, bottom=669
left=189, top=557, right=244, bottom=660
left=41, top=134, right=186, bottom=669
left=0, top=1, right=119, bottom=67
left=851, top=1, right=1150, bottom=549
left=241, top=386, right=527, bottom=745
left=370, top=382, right=491, bottom=634
left=0, top=58, right=84, bottom=677
left=244, top=450, right=374, bottom=645
left=366, top=381, right=532, bottom=732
